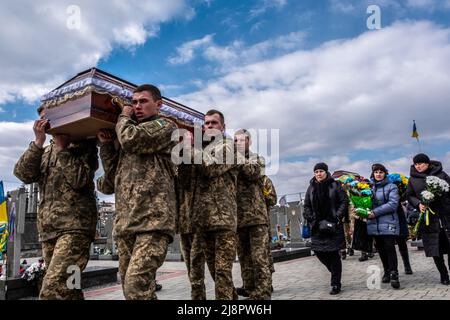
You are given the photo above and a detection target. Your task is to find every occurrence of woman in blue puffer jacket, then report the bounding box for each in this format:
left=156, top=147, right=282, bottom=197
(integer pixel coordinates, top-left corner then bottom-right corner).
left=367, top=163, right=401, bottom=289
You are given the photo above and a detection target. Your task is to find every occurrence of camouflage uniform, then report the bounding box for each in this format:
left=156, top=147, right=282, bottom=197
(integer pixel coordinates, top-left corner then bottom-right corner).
left=262, top=175, right=277, bottom=275
left=40, top=233, right=91, bottom=299
left=14, top=139, right=98, bottom=300
left=236, top=152, right=271, bottom=300
left=97, top=114, right=177, bottom=300
left=340, top=189, right=355, bottom=255
left=191, top=135, right=238, bottom=300
left=178, top=163, right=210, bottom=300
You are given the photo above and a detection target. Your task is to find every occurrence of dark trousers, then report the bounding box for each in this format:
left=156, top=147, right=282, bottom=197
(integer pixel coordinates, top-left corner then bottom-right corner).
left=374, top=235, right=398, bottom=273
left=395, top=236, right=408, bottom=251
left=315, top=251, right=342, bottom=287
left=432, top=228, right=450, bottom=276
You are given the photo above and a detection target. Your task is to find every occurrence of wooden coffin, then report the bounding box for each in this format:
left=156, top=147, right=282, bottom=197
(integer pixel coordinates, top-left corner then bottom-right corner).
left=45, top=92, right=122, bottom=139
left=40, top=68, right=204, bottom=140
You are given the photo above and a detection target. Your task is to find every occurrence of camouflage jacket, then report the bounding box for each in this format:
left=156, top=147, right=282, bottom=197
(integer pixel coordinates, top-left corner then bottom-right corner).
left=13, top=139, right=98, bottom=242
left=97, top=114, right=177, bottom=241
left=236, top=152, right=268, bottom=228
left=191, top=136, right=238, bottom=232
left=262, top=175, right=277, bottom=210
left=176, top=164, right=198, bottom=235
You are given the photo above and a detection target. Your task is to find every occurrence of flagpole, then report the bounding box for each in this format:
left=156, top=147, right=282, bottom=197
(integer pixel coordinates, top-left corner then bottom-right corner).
left=416, top=137, right=422, bottom=153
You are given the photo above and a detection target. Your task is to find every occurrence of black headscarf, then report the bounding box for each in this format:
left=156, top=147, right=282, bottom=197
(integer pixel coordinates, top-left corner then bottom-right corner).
left=311, top=173, right=334, bottom=221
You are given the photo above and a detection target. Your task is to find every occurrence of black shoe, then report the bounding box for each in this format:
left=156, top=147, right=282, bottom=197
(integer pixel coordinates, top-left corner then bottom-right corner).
left=341, top=250, right=347, bottom=260
left=405, top=266, right=413, bottom=275
left=155, top=282, right=162, bottom=291
left=390, top=271, right=400, bottom=289
left=348, top=248, right=354, bottom=256
left=368, top=252, right=375, bottom=258
left=236, top=287, right=250, bottom=297
left=382, top=271, right=390, bottom=283
left=329, top=286, right=341, bottom=295
left=359, top=253, right=368, bottom=262
left=441, top=274, right=450, bottom=285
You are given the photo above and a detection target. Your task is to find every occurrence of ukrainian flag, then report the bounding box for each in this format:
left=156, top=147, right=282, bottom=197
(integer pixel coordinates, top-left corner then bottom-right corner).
left=0, top=181, right=9, bottom=259
left=411, top=120, right=419, bottom=139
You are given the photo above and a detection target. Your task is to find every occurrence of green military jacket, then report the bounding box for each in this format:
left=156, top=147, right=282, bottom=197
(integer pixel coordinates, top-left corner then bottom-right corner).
left=236, top=152, right=268, bottom=228
left=97, top=114, right=177, bottom=241
left=14, top=139, right=98, bottom=241
left=262, top=175, right=277, bottom=209
left=176, top=163, right=198, bottom=235
left=191, top=136, right=238, bottom=232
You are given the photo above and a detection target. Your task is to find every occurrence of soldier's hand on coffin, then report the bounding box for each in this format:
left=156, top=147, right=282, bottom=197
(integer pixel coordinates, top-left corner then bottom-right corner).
left=33, top=119, right=48, bottom=148
left=97, top=129, right=116, bottom=144
left=122, top=105, right=134, bottom=117
left=54, top=134, right=71, bottom=152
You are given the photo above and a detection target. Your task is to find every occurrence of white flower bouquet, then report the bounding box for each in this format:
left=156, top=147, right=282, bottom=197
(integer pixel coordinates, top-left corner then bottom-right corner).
left=413, top=176, right=450, bottom=235
left=21, top=261, right=45, bottom=282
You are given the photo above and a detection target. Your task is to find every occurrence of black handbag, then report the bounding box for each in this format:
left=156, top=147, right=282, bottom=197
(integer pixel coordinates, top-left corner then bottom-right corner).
left=319, top=219, right=337, bottom=235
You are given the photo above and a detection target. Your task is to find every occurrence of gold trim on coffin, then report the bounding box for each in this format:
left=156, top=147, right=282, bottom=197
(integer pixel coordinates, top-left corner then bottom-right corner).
left=40, top=86, right=131, bottom=110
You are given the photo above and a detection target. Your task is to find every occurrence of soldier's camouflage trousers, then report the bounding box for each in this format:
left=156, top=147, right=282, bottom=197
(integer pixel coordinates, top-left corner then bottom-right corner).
left=40, top=233, right=91, bottom=300
left=344, top=222, right=352, bottom=248
left=267, top=227, right=275, bottom=274
left=194, top=230, right=237, bottom=300
left=237, top=224, right=271, bottom=300
left=116, top=231, right=170, bottom=300
left=181, top=233, right=207, bottom=300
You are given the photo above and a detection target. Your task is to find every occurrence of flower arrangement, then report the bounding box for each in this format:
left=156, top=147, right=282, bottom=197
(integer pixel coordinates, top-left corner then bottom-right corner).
left=336, top=174, right=372, bottom=219
left=21, top=260, right=45, bottom=282
left=388, top=173, right=409, bottom=201
left=413, top=176, right=450, bottom=235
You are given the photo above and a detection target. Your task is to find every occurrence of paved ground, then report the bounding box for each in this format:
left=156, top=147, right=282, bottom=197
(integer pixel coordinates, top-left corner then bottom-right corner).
left=83, top=243, right=450, bottom=300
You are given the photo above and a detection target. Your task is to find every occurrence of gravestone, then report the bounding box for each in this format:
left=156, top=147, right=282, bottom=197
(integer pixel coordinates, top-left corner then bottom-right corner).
left=22, top=184, right=41, bottom=257
left=269, top=207, right=278, bottom=239
left=286, top=201, right=301, bottom=242
left=6, top=187, right=27, bottom=278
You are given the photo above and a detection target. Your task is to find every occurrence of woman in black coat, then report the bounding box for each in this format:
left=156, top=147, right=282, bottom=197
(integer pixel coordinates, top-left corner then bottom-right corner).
left=304, top=163, right=348, bottom=295
left=406, top=153, right=450, bottom=285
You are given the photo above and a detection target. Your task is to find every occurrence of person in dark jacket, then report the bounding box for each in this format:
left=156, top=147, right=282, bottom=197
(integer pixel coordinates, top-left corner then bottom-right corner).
left=406, top=153, right=450, bottom=285
left=367, top=164, right=401, bottom=289
left=304, top=163, right=348, bottom=295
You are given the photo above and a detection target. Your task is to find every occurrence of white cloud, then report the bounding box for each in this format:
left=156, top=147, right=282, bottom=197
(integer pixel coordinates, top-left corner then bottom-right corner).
left=177, top=21, right=450, bottom=194
left=169, top=31, right=305, bottom=70
left=330, top=0, right=450, bottom=13
left=249, top=0, right=287, bottom=19
left=168, top=34, right=215, bottom=65
left=0, top=0, right=191, bottom=105
left=205, top=32, right=306, bottom=68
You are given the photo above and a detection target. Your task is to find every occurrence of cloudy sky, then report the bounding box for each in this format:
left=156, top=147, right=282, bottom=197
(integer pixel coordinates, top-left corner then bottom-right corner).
left=1, top=0, right=450, bottom=202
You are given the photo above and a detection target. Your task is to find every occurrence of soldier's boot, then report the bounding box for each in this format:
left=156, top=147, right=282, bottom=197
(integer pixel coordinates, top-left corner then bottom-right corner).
left=399, top=250, right=413, bottom=275
left=390, top=271, right=400, bottom=289
left=235, top=287, right=250, bottom=297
